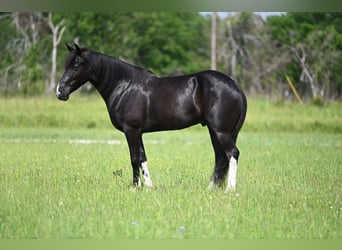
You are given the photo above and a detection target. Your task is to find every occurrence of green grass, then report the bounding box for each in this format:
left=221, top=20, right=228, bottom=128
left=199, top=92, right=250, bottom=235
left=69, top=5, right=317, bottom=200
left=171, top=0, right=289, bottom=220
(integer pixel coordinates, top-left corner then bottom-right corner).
left=0, top=96, right=341, bottom=238
left=0, top=95, right=341, bottom=133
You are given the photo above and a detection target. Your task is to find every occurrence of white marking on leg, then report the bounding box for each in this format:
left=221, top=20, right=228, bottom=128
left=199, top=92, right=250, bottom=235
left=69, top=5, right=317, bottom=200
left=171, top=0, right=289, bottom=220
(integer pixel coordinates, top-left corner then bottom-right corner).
left=141, top=161, right=153, bottom=188
left=225, top=157, right=238, bottom=193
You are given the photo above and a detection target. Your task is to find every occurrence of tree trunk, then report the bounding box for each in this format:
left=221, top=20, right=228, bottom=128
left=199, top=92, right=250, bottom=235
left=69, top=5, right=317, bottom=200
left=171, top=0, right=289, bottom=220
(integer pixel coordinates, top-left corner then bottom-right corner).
left=226, top=19, right=237, bottom=78
left=47, top=13, right=66, bottom=94
left=211, top=12, right=217, bottom=70
left=290, top=45, right=319, bottom=98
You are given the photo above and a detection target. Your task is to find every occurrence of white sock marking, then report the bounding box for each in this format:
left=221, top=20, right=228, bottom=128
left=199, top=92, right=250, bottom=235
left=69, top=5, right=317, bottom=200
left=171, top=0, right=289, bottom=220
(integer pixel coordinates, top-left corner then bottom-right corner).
left=141, top=161, right=153, bottom=187
left=225, top=157, right=237, bottom=193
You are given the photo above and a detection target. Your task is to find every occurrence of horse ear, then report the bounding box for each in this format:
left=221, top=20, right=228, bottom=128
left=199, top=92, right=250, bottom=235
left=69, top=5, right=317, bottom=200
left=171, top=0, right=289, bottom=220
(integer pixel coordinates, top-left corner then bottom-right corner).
left=66, top=43, right=73, bottom=52
left=74, top=43, right=82, bottom=56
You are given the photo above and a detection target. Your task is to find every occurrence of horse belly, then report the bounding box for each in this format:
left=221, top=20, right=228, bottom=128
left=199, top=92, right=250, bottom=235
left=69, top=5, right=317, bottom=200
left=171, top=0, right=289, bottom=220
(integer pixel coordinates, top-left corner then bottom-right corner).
left=145, top=88, right=202, bottom=131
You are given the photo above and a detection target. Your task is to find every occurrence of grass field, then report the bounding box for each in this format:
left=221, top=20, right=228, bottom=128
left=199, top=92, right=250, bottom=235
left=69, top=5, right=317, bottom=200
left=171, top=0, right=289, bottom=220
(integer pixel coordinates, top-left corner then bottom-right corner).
left=0, top=96, right=341, bottom=238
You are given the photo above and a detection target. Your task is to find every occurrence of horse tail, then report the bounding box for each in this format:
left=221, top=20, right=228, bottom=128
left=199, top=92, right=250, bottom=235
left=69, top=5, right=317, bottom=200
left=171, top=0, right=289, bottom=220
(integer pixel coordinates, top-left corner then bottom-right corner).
left=232, top=90, right=247, bottom=142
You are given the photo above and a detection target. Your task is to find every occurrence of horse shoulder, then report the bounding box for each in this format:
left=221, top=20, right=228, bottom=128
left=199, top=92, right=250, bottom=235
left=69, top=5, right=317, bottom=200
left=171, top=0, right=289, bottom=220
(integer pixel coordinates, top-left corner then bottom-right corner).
left=110, top=81, right=149, bottom=129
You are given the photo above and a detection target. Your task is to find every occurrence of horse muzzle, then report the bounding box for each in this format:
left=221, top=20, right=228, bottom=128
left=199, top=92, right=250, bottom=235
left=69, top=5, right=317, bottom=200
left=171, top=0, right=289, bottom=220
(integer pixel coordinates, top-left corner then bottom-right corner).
left=56, top=84, right=69, bottom=101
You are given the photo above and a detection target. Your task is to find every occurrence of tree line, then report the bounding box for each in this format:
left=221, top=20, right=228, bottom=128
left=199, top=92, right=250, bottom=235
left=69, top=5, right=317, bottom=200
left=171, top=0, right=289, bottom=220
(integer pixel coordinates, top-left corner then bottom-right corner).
left=0, top=12, right=341, bottom=101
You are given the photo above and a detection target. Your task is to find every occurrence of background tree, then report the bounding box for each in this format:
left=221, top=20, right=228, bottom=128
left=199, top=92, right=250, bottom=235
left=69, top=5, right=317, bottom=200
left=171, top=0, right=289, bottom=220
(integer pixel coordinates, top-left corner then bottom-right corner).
left=0, top=12, right=341, bottom=100
left=217, top=12, right=288, bottom=96
left=0, top=12, right=50, bottom=95
left=267, top=13, right=342, bottom=99
left=211, top=12, right=217, bottom=70
left=47, top=12, right=66, bottom=94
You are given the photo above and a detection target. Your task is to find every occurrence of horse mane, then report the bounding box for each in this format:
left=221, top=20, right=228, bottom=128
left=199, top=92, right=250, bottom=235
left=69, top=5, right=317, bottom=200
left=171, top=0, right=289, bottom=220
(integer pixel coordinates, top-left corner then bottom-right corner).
left=85, top=48, right=155, bottom=83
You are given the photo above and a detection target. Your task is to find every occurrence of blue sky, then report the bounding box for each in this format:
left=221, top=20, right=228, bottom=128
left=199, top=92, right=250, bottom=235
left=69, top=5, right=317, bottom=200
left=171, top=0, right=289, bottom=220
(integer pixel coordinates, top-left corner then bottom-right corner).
left=255, top=12, right=285, bottom=19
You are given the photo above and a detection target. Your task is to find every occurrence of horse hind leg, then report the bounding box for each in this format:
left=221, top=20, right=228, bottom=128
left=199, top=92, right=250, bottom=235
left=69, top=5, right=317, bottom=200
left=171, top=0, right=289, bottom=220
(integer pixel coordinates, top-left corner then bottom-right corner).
left=225, top=147, right=239, bottom=192
left=208, top=129, right=240, bottom=192
left=208, top=128, right=229, bottom=188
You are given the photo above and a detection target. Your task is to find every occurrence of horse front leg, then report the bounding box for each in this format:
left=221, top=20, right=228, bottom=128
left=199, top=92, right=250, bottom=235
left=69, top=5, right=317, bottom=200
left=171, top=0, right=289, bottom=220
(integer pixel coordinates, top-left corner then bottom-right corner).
left=139, top=140, right=153, bottom=188
left=124, top=128, right=142, bottom=187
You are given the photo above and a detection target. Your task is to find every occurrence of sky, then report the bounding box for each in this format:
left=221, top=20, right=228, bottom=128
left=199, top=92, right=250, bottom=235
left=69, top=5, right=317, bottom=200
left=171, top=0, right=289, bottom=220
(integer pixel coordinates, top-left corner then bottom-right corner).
left=201, top=12, right=286, bottom=20
left=254, top=12, right=285, bottom=19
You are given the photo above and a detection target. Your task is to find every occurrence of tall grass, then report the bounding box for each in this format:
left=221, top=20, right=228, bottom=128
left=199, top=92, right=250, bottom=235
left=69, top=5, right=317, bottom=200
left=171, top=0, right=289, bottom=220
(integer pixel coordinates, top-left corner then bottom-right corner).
left=0, top=96, right=341, bottom=238
left=0, top=95, right=341, bottom=133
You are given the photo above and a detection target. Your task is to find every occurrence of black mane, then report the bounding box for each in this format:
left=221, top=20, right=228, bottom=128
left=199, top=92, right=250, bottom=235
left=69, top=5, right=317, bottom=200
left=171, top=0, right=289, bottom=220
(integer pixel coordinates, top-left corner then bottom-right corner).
left=87, top=49, right=155, bottom=84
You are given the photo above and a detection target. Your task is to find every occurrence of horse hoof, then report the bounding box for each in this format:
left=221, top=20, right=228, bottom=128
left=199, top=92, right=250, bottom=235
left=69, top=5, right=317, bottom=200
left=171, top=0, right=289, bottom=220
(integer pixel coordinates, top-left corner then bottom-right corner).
left=144, top=181, right=153, bottom=188
left=224, top=187, right=236, bottom=193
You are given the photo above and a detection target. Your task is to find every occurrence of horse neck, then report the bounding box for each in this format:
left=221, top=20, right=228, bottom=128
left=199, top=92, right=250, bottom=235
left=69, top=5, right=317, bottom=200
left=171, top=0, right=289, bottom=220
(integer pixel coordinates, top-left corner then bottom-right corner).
left=88, top=52, right=132, bottom=100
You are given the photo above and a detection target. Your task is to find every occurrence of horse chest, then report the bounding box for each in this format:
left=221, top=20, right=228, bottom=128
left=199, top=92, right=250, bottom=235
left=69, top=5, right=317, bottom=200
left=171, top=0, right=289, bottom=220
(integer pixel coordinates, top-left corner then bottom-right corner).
left=107, top=88, right=148, bottom=131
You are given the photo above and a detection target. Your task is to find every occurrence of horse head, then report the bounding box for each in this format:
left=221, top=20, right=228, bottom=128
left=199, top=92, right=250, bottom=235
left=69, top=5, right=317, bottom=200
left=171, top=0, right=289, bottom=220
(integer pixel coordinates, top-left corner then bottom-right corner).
left=56, top=43, right=91, bottom=101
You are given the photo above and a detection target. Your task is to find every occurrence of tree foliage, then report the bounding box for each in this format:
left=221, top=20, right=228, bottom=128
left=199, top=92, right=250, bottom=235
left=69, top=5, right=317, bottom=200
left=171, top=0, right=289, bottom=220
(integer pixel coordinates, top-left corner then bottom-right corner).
left=0, top=12, right=341, bottom=100
left=56, top=12, right=209, bottom=76
left=267, top=13, right=342, bottom=99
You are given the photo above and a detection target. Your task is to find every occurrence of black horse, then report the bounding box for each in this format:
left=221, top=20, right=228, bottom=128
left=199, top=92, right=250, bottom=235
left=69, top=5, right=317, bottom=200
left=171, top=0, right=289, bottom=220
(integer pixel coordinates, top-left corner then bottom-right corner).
left=57, top=44, right=247, bottom=192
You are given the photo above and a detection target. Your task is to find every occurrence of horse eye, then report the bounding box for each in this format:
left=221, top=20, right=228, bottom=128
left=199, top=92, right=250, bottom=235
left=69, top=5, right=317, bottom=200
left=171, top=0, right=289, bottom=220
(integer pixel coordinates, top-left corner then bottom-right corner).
left=73, top=57, right=84, bottom=69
